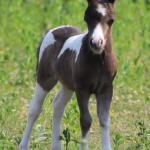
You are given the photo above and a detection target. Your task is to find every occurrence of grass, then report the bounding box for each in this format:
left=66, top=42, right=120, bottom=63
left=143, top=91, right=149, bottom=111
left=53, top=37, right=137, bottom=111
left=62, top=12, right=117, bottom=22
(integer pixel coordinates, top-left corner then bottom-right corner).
left=0, top=0, right=150, bottom=149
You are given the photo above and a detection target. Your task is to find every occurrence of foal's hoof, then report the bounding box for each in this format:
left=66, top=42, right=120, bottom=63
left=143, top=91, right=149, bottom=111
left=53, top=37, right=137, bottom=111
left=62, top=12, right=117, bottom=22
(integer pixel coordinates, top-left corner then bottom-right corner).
left=51, top=143, right=61, bottom=150
left=19, top=143, right=28, bottom=150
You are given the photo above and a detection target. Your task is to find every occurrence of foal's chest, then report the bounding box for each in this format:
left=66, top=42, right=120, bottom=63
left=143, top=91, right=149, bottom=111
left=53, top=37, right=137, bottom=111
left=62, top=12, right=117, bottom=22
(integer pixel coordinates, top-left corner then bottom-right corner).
left=74, top=55, right=116, bottom=93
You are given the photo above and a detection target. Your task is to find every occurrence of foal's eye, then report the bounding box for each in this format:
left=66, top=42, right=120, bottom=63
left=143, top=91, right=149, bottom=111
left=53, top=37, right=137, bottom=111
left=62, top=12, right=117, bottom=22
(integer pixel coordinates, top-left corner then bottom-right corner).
left=107, top=19, right=114, bottom=26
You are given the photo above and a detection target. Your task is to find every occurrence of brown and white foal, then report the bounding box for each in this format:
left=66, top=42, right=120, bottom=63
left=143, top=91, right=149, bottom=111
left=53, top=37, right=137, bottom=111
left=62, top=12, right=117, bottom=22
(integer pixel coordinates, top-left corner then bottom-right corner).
left=19, top=0, right=117, bottom=149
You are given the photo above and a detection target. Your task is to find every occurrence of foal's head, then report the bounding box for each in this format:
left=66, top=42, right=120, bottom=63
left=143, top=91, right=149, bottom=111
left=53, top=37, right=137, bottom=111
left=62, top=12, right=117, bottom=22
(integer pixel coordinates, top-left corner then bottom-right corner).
left=84, top=0, right=115, bottom=54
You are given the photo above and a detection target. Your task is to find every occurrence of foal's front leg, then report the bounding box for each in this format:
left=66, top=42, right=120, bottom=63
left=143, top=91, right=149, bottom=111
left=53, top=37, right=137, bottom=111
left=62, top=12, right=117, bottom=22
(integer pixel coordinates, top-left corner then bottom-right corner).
left=96, top=85, right=113, bottom=150
left=51, top=86, right=73, bottom=150
left=76, top=90, right=92, bottom=150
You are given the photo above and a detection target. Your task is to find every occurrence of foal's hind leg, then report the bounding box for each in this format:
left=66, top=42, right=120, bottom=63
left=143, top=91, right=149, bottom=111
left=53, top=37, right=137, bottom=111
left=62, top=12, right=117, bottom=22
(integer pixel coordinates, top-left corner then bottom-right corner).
left=51, top=85, right=73, bottom=150
left=19, top=83, right=47, bottom=150
left=19, top=80, right=56, bottom=150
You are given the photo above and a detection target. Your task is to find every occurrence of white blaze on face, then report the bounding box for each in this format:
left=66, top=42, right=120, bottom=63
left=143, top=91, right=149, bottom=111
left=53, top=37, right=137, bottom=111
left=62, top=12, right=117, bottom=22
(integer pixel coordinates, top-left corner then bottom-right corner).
left=96, top=4, right=107, bottom=16
left=92, top=23, right=105, bottom=47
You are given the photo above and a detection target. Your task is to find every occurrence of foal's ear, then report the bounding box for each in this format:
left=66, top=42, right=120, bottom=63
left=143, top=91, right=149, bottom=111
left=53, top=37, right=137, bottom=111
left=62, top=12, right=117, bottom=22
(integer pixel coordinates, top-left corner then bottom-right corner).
left=87, top=0, right=115, bottom=3
left=87, top=0, right=97, bottom=4
left=87, top=0, right=116, bottom=4
left=98, top=0, right=116, bottom=3
left=87, top=0, right=93, bottom=3
left=107, top=0, right=116, bottom=3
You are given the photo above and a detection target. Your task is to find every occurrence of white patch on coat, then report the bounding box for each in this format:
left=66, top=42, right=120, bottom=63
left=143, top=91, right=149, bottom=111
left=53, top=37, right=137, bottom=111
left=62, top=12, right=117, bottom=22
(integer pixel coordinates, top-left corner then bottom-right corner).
left=97, top=4, right=107, bottom=16
left=58, top=33, right=85, bottom=61
left=101, top=126, right=111, bottom=150
left=39, top=25, right=74, bottom=62
left=39, top=31, right=56, bottom=62
left=92, top=23, right=105, bottom=44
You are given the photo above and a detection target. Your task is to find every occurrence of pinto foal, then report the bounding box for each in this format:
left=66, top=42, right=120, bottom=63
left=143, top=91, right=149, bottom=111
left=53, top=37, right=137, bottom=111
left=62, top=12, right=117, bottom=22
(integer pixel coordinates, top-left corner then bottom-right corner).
left=19, top=0, right=117, bottom=149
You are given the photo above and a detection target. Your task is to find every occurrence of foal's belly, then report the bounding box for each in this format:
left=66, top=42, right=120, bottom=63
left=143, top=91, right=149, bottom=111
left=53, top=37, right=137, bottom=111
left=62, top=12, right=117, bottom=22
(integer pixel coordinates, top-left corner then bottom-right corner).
left=55, top=55, right=115, bottom=94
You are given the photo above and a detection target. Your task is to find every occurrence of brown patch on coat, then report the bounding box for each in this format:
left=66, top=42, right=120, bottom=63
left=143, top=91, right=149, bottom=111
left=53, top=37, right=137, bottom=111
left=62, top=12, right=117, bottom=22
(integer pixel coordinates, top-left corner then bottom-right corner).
left=37, top=26, right=81, bottom=90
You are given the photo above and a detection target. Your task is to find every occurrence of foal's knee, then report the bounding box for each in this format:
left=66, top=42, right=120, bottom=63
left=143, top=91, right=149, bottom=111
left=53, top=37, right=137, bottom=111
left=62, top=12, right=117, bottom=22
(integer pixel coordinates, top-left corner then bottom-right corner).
left=28, top=98, right=42, bottom=119
left=99, top=115, right=110, bottom=128
left=80, top=113, right=92, bottom=136
left=52, top=94, right=65, bottom=119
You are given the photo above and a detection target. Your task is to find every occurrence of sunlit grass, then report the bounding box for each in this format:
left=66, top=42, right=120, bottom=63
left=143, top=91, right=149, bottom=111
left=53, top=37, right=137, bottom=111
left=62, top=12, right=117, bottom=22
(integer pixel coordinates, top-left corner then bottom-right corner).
left=0, top=0, right=150, bottom=149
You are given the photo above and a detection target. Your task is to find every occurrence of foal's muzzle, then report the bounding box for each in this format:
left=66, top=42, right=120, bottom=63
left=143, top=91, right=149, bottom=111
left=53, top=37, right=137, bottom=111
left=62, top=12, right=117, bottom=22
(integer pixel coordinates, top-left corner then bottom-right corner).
left=89, top=38, right=105, bottom=53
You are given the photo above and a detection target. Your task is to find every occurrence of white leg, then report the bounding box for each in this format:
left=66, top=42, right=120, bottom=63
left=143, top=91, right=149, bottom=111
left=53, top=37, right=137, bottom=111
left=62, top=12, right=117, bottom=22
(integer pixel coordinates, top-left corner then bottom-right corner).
left=79, top=134, right=89, bottom=150
left=51, top=86, right=73, bottom=150
left=96, top=88, right=113, bottom=150
left=101, top=120, right=111, bottom=150
left=19, top=83, right=48, bottom=150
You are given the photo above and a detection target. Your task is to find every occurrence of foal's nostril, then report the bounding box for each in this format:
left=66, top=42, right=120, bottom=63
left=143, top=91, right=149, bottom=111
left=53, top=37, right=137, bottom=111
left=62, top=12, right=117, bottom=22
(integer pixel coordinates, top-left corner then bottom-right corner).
left=98, top=39, right=104, bottom=48
left=99, top=39, right=103, bottom=45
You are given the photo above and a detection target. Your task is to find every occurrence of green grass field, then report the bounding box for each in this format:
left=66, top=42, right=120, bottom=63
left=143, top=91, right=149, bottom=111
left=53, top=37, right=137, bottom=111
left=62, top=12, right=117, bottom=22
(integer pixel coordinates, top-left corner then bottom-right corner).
left=0, top=0, right=150, bottom=149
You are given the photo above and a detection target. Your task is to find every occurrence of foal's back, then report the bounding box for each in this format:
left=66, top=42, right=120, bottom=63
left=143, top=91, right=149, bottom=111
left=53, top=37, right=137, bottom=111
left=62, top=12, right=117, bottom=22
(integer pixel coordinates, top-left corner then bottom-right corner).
left=37, top=26, right=81, bottom=90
